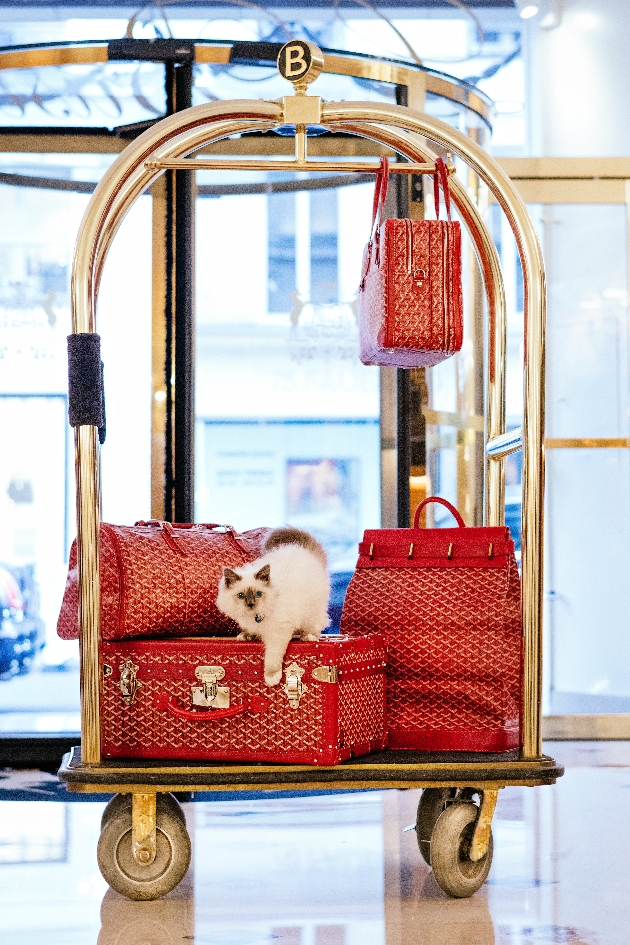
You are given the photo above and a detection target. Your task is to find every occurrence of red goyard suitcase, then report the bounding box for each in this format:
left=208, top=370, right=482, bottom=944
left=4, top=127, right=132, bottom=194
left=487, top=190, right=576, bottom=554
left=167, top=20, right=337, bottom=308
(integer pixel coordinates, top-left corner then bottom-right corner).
left=100, top=634, right=387, bottom=764
left=358, top=156, right=463, bottom=368
left=57, top=521, right=270, bottom=641
left=340, top=497, right=522, bottom=752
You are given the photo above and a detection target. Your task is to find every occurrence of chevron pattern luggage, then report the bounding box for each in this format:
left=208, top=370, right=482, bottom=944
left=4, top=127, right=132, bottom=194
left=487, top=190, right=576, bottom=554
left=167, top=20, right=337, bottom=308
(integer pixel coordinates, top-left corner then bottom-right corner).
left=358, top=156, right=464, bottom=368
left=57, top=521, right=270, bottom=641
left=340, top=497, right=522, bottom=752
left=100, top=634, right=387, bottom=764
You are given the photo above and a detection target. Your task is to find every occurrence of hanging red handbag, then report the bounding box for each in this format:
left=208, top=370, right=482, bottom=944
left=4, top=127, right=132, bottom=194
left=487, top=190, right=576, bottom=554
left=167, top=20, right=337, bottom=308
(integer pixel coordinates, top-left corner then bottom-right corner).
left=340, top=497, right=522, bottom=752
left=358, top=156, right=464, bottom=368
left=57, top=521, right=270, bottom=641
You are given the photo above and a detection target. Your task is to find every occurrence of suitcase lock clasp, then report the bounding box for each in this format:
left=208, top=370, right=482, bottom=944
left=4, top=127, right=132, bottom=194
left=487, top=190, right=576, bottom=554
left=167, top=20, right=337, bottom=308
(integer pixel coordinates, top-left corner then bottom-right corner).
left=119, top=660, right=143, bottom=705
left=192, top=666, right=230, bottom=709
left=282, top=662, right=307, bottom=709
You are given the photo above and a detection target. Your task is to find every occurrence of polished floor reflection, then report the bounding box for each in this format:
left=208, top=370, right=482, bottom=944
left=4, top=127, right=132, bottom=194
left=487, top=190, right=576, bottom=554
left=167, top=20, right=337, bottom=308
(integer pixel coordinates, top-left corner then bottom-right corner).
left=0, top=743, right=628, bottom=945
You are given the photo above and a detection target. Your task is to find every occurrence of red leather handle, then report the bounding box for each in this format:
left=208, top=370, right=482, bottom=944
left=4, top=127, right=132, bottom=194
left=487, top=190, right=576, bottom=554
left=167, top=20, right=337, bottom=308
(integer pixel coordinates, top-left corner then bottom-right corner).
left=371, top=156, right=390, bottom=240
left=155, top=694, right=271, bottom=721
left=133, top=520, right=250, bottom=557
left=413, top=496, right=466, bottom=529
left=433, top=157, right=452, bottom=222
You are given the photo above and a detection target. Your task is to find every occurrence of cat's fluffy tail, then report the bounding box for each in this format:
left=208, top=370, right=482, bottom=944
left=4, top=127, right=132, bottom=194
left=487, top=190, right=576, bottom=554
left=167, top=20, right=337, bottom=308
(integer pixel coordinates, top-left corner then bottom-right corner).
left=264, top=527, right=327, bottom=567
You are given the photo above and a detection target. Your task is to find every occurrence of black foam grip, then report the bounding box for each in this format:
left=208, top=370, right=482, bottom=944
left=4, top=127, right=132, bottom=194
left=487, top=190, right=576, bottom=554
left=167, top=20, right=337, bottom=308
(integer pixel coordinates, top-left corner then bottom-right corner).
left=98, top=361, right=106, bottom=445
left=67, top=333, right=105, bottom=431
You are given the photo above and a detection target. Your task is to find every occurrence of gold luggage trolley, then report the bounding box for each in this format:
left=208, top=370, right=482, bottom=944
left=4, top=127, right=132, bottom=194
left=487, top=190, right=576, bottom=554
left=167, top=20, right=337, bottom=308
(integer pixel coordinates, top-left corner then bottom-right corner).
left=58, top=40, right=562, bottom=901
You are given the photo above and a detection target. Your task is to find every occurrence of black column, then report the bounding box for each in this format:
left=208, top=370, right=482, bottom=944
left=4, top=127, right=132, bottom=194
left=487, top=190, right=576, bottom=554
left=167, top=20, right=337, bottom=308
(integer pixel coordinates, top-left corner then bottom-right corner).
left=395, top=83, right=411, bottom=527
left=164, top=60, right=195, bottom=523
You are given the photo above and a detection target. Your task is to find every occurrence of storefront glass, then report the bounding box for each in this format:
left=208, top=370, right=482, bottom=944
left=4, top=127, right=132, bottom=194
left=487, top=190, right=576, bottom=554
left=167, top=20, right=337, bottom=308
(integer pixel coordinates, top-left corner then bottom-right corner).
left=0, top=160, right=152, bottom=732
left=194, top=180, right=380, bottom=625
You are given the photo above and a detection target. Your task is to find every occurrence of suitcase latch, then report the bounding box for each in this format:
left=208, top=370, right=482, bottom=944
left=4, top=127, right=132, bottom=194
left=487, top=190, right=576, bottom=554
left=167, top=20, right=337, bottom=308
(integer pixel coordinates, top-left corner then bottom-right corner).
left=282, top=662, right=307, bottom=709
left=312, top=665, right=339, bottom=683
left=119, top=660, right=143, bottom=705
left=191, top=666, right=230, bottom=709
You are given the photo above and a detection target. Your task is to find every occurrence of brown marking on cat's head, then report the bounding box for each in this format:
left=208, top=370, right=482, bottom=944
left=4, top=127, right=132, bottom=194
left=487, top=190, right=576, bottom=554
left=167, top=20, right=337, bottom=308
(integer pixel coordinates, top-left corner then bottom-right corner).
left=237, top=573, right=268, bottom=611
left=223, top=567, right=242, bottom=589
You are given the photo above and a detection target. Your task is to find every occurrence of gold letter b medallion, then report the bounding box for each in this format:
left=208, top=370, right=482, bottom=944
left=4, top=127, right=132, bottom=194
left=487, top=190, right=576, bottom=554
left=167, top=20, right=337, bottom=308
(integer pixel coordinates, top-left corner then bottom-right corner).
left=277, top=40, right=323, bottom=89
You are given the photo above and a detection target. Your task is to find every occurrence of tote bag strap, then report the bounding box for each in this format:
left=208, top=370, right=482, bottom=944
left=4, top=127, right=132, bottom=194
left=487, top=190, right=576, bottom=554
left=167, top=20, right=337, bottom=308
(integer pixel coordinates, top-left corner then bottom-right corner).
left=370, top=156, right=390, bottom=240
left=413, top=496, right=466, bottom=529
left=433, top=156, right=452, bottom=222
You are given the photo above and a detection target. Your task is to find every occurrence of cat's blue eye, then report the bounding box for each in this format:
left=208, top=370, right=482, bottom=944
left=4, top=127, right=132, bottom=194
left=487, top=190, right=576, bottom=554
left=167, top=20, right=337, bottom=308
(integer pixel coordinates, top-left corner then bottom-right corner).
left=237, top=592, right=245, bottom=599
left=255, top=591, right=262, bottom=597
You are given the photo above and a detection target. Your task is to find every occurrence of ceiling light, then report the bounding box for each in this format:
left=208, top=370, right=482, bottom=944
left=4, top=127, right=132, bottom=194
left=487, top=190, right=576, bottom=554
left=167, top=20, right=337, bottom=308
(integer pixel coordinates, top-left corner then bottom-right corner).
left=519, top=5, right=539, bottom=19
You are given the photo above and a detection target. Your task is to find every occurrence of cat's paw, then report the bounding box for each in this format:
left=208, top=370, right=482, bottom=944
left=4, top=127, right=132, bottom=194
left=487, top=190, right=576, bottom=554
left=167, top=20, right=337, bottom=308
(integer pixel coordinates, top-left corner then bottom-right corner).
left=302, top=632, right=321, bottom=641
left=237, top=631, right=260, bottom=641
left=265, top=670, right=283, bottom=687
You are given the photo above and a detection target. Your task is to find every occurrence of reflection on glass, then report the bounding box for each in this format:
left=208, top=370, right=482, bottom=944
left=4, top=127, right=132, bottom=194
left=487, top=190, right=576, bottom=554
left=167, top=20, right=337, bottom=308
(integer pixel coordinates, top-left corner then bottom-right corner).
left=536, top=205, right=630, bottom=715
left=0, top=165, right=151, bottom=732
left=195, top=182, right=380, bottom=623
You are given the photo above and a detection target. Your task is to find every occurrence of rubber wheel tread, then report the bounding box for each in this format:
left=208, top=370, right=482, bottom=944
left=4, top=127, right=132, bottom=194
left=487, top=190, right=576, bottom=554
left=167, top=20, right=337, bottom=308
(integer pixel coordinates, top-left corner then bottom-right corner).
left=97, top=795, right=191, bottom=900
left=430, top=802, right=493, bottom=899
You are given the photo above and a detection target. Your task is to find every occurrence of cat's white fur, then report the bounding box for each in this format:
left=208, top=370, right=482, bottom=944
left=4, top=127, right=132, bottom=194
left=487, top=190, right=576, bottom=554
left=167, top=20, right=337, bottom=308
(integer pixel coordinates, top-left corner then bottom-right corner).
left=216, top=542, right=330, bottom=687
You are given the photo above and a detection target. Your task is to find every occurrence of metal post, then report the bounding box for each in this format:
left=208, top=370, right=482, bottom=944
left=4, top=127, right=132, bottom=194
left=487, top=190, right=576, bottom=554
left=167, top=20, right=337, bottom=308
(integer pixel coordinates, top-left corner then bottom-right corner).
left=394, top=83, right=412, bottom=528
left=164, top=59, right=195, bottom=523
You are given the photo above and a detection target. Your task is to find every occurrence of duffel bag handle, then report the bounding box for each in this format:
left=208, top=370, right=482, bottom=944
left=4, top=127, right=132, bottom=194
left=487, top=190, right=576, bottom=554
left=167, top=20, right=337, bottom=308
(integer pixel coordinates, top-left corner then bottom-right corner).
left=134, top=519, right=251, bottom=557
left=155, top=694, right=270, bottom=721
left=413, top=496, right=466, bottom=529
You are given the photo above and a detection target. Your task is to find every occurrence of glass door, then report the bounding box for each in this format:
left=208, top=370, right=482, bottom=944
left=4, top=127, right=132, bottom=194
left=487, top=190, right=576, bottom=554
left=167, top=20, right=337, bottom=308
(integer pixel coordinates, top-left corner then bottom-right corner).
left=494, top=161, right=630, bottom=730
left=194, top=175, right=381, bottom=629
left=0, top=158, right=152, bottom=733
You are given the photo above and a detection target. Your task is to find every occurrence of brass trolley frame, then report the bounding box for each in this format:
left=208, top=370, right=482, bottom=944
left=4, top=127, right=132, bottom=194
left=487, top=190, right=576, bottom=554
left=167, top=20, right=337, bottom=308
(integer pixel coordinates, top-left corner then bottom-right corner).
left=58, top=45, right=560, bottom=835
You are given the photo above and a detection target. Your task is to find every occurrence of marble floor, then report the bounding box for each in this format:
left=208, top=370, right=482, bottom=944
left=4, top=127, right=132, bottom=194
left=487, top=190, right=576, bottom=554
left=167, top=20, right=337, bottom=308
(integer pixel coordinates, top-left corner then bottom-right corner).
left=0, top=742, right=629, bottom=945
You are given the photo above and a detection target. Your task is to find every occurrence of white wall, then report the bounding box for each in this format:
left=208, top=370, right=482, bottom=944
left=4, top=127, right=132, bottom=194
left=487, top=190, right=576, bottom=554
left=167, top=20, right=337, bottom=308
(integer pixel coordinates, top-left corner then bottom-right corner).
left=530, top=0, right=630, bottom=156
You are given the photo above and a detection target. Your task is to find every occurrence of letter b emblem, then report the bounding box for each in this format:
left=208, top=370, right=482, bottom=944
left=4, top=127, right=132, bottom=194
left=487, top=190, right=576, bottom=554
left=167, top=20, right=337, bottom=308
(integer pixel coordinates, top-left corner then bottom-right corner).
left=277, top=40, right=313, bottom=82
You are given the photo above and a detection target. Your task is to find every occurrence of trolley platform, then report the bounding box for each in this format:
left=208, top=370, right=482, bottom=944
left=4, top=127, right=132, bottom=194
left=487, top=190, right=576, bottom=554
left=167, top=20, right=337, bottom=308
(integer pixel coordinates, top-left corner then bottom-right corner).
left=59, top=747, right=563, bottom=793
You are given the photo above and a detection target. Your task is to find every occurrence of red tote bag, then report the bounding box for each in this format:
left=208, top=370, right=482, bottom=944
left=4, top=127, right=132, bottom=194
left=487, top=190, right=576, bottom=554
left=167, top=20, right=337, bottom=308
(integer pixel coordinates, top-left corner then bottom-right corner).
left=57, top=521, right=270, bottom=641
left=358, top=156, right=464, bottom=368
left=340, top=497, right=522, bottom=752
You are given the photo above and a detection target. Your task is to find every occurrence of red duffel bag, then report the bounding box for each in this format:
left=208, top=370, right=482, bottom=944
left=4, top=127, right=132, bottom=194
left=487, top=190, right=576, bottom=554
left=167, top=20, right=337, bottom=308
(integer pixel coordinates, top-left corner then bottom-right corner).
left=57, top=520, right=270, bottom=641
left=340, top=497, right=522, bottom=752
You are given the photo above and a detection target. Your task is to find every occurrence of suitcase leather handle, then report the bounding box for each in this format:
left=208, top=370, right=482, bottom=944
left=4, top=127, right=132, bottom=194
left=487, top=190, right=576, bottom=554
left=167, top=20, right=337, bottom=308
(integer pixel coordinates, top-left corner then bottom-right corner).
left=413, top=496, right=466, bottom=529
left=155, top=694, right=271, bottom=721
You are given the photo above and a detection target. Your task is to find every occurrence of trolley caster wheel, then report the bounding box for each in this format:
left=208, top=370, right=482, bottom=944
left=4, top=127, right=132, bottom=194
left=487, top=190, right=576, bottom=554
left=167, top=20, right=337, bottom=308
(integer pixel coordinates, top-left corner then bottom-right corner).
left=97, top=794, right=191, bottom=901
left=430, top=802, right=493, bottom=899
left=415, top=788, right=453, bottom=865
left=101, top=792, right=185, bottom=831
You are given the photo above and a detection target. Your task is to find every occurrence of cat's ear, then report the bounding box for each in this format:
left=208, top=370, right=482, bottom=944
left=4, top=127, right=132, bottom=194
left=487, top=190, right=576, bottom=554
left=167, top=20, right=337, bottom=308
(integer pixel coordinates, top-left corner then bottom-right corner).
left=254, top=564, right=270, bottom=584
left=223, top=568, right=242, bottom=589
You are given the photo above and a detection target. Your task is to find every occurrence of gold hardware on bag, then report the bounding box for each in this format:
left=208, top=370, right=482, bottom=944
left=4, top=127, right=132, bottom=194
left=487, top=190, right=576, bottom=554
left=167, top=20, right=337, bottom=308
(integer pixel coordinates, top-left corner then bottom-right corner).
left=488, top=542, right=494, bottom=559
left=408, top=542, right=414, bottom=559
left=118, top=660, right=142, bottom=705
left=369, top=543, right=374, bottom=560
left=282, top=662, right=307, bottom=708
left=103, top=664, right=113, bottom=678
left=447, top=542, right=453, bottom=560
left=191, top=665, right=230, bottom=709
left=312, top=665, right=340, bottom=684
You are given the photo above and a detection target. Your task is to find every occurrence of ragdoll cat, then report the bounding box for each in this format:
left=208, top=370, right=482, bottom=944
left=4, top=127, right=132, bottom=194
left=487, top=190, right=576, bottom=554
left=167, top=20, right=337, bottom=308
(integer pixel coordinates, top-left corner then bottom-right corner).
left=216, top=527, right=330, bottom=687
